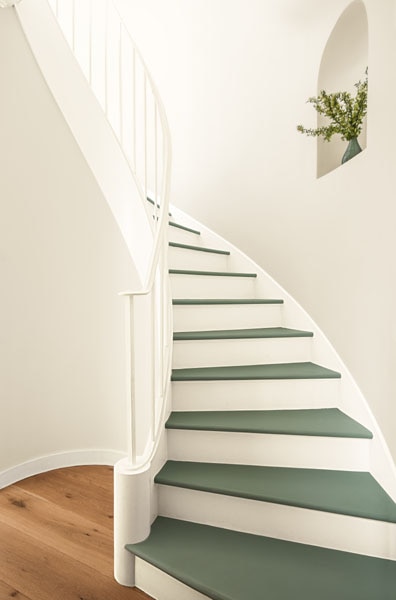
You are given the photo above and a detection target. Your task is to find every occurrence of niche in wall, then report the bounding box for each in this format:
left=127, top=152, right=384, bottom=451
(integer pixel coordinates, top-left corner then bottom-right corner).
left=317, top=0, right=368, bottom=178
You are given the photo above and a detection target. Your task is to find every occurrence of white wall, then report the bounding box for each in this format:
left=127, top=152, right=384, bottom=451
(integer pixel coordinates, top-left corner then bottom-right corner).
left=0, top=8, right=137, bottom=481
left=115, top=0, right=396, bottom=464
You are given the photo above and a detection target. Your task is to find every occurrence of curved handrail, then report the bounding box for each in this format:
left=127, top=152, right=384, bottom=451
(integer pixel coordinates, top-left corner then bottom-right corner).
left=48, top=0, right=172, bottom=466
left=109, top=0, right=172, bottom=292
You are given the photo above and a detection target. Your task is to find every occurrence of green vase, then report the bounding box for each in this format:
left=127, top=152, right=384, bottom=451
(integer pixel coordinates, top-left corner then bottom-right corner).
left=342, top=137, right=362, bottom=164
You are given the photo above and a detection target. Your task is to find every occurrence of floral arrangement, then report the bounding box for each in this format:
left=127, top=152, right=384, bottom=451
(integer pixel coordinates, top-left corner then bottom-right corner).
left=297, top=69, right=368, bottom=143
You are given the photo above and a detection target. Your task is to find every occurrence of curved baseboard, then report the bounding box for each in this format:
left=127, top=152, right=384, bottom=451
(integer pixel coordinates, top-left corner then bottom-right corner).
left=0, top=449, right=126, bottom=489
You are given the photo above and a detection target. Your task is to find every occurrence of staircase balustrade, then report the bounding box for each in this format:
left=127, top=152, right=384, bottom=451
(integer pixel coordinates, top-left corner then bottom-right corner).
left=48, top=0, right=172, bottom=467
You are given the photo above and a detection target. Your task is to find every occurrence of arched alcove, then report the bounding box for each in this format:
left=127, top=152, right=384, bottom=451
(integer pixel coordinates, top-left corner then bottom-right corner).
left=317, top=1, right=368, bottom=177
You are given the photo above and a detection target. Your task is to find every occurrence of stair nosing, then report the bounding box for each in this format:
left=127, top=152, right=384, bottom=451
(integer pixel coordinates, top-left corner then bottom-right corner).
left=165, top=408, right=373, bottom=439
left=169, top=221, right=201, bottom=235
left=171, top=361, right=342, bottom=381
left=173, top=326, right=313, bottom=341
left=172, top=298, right=284, bottom=305
left=155, top=462, right=396, bottom=524
left=147, top=196, right=172, bottom=216
left=169, top=269, right=257, bottom=278
left=169, top=241, right=230, bottom=256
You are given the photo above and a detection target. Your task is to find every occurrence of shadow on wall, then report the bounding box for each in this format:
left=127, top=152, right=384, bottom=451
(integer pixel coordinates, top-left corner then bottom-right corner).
left=317, top=0, right=368, bottom=178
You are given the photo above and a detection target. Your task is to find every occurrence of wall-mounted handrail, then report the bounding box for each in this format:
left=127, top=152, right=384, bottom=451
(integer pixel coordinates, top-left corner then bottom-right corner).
left=48, top=0, right=172, bottom=467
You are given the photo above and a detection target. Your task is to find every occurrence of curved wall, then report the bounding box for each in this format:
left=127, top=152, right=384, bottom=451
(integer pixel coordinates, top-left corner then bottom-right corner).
left=115, top=0, right=396, bottom=465
left=0, top=7, right=137, bottom=485
left=317, top=1, right=368, bottom=177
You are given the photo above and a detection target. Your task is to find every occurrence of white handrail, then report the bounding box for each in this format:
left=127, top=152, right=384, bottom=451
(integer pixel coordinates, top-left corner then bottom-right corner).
left=48, top=0, right=172, bottom=467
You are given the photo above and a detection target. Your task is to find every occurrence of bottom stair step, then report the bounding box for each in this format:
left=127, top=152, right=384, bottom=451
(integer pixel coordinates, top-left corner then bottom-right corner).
left=127, top=516, right=396, bottom=600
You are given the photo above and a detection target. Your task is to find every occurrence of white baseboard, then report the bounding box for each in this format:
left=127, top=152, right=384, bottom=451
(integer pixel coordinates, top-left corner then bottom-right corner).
left=0, top=449, right=126, bottom=489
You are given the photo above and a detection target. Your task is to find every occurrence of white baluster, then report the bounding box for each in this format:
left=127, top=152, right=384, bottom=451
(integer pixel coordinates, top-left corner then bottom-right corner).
left=150, top=286, right=156, bottom=442
left=71, top=0, right=76, bottom=52
left=119, top=22, right=124, bottom=146
left=88, top=0, right=93, bottom=84
left=154, top=101, right=158, bottom=209
left=104, top=0, right=109, bottom=116
left=132, top=47, right=136, bottom=173
left=124, top=295, right=137, bottom=466
left=143, top=72, right=148, bottom=204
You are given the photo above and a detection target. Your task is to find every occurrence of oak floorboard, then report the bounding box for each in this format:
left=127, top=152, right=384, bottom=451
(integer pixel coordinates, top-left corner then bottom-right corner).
left=0, top=520, right=148, bottom=600
left=0, top=487, right=113, bottom=577
left=14, top=467, right=114, bottom=530
left=0, top=467, right=152, bottom=600
left=29, top=465, right=114, bottom=491
left=0, top=578, right=32, bottom=599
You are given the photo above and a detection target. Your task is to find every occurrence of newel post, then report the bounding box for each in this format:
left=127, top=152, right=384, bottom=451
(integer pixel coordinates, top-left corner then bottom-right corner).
left=113, top=293, right=152, bottom=586
left=114, top=459, right=150, bottom=586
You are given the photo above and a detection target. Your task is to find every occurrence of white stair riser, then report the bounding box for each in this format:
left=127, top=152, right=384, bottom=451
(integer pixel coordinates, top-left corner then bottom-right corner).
left=169, top=246, right=229, bottom=271
left=158, top=486, right=396, bottom=560
left=168, top=226, right=201, bottom=245
left=167, top=430, right=370, bottom=471
left=173, top=303, right=283, bottom=332
left=170, top=274, right=256, bottom=299
left=136, top=557, right=211, bottom=600
left=172, top=379, right=341, bottom=411
left=172, top=337, right=312, bottom=369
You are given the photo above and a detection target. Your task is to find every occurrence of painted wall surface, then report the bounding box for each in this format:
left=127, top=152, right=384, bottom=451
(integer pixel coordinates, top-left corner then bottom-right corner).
left=115, top=0, right=396, bottom=463
left=0, top=9, right=136, bottom=475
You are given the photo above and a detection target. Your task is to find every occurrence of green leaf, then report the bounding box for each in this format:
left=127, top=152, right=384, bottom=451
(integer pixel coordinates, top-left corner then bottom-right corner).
left=297, top=69, right=368, bottom=142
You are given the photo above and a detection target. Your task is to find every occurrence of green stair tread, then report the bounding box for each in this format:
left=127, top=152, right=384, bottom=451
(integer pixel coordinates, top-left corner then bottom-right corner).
left=155, top=462, right=396, bottom=523
left=169, top=221, right=201, bottom=235
left=146, top=196, right=172, bottom=216
left=172, top=298, right=284, bottom=305
left=173, top=326, right=313, bottom=341
left=127, top=517, right=396, bottom=600
left=169, top=241, right=230, bottom=255
left=171, top=361, right=341, bottom=381
left=169, top=269, right=257, bottom=278
left=165, top=408, right=373, bottom=439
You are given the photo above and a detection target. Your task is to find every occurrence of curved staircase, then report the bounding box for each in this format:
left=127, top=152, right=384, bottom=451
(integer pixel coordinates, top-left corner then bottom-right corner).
left=15, top=2, right=396, bottom=597
left=126, top=209, right=396, bottom=600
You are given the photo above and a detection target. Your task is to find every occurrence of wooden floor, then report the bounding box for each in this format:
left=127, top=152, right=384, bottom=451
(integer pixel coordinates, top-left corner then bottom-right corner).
left=0, top=466, right=152, bottom=600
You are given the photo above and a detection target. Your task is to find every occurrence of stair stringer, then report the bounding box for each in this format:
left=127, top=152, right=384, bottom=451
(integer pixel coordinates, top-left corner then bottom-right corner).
left=16, top=0, right=153, bottom=285
left=170, top=205, right=396, bottom=501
